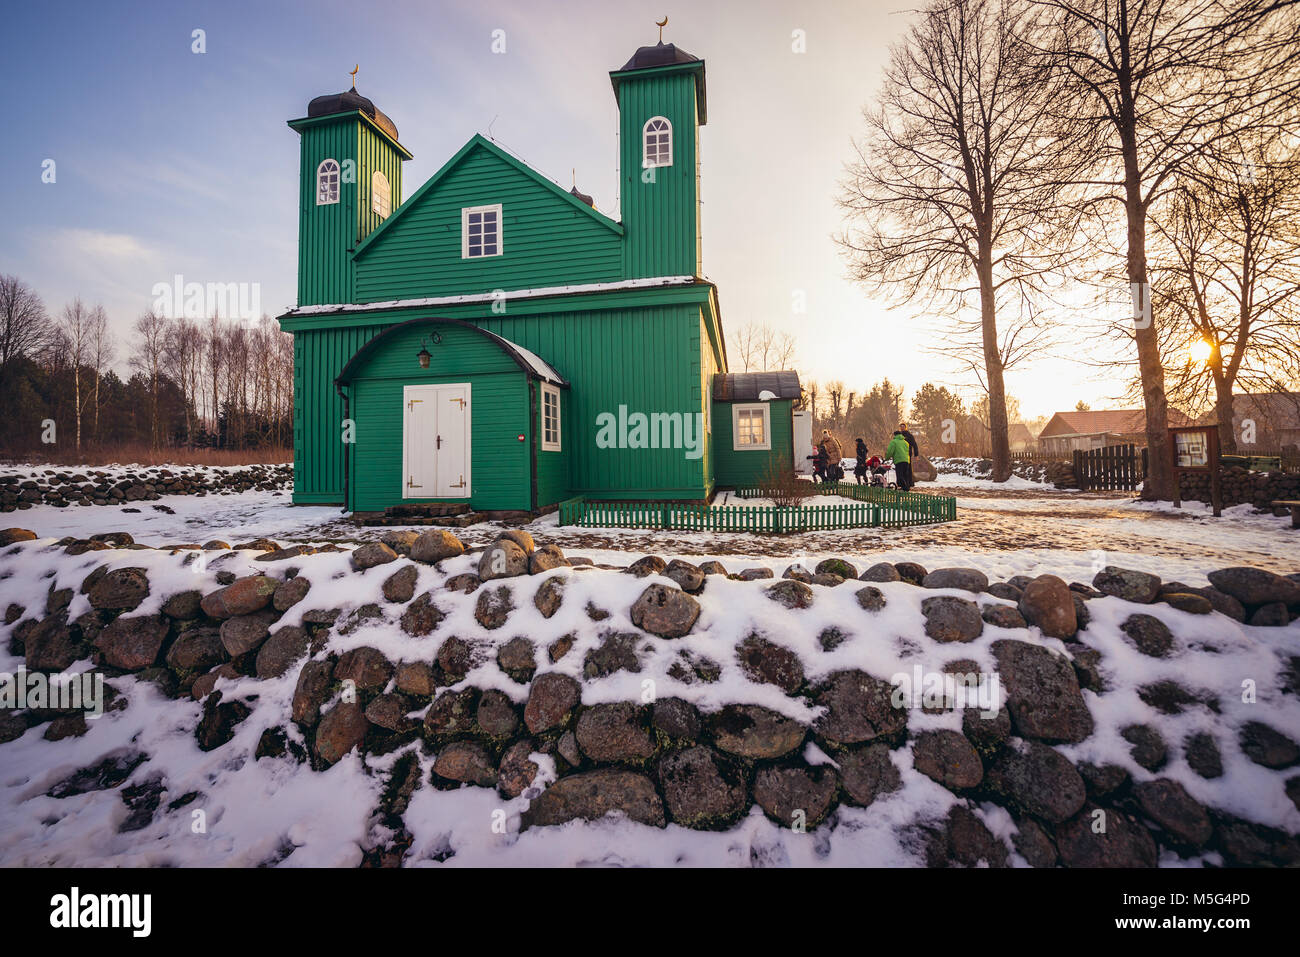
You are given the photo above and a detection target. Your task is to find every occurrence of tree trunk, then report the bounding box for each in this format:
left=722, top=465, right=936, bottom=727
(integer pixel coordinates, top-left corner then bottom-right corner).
left=1212, top=366, right=1236, bottom=453
left=1118, top=98, right=1172, bottom=499
left=977, top=250, right=1011, bottom=482
left=73, top=364, right=81, bottom=452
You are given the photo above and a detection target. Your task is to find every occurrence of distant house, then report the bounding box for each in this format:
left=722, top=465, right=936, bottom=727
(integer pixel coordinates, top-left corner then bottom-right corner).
left=1007, top=422, right=1037, bottom=452
left=1037, top=409, right=1191, bottom=456
left=952, top=417, right=1037, bottom=455
left=1204, top=392, right=1300, bottom=451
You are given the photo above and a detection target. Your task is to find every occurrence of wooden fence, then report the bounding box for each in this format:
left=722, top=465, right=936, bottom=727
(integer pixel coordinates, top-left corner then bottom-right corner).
left=557, top=483, right=957, bottom=533
left=1073, top=444, right=1147, bottom=491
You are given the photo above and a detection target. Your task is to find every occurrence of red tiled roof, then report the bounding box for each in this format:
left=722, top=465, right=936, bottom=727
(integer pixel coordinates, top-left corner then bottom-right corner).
left=1040, top=408, right=1191, bottom=437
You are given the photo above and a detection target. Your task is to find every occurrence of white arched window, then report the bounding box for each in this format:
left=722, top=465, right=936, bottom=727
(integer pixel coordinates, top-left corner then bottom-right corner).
left=316, top=159, right=340, bottom=205
left=371, top=170, right=391, bottom=218
left=643, top=117, right=672, bottom=168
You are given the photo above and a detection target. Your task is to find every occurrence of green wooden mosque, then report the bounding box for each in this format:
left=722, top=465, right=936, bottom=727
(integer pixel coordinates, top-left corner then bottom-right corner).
left=278, top=34, right=804, bottom=515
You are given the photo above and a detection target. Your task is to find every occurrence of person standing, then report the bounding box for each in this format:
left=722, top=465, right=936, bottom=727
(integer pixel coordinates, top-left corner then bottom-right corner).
left=887, top=430, right=913, bottom=491
left=853, top=438, right=869, bottom=484
left=898, top=421, right=919, bottom=459
left=819, top=429, right=843, bottom=468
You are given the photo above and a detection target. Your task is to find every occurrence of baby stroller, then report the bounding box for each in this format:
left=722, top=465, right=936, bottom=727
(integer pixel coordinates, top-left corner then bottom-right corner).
left=867, top=457, right=896, bottom=487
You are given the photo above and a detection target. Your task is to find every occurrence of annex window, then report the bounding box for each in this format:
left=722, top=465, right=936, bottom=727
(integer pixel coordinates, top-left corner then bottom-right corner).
left=462, top=204, right=503, bottom=258
left=541, top=384, right=561, bottom=451
left=643, top=116, right=672, bottom=168
left=733, top=404, right=770, bottom=450
left=316, top=159, right=340, bottom=205
left=371, top=170, right=391, bottom=218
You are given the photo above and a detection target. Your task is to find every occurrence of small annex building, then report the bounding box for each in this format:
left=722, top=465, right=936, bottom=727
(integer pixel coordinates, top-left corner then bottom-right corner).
left=278, top=36, right=802, bottom=514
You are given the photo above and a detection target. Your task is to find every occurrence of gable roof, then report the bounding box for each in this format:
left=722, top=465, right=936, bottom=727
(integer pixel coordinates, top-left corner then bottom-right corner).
left=1222, top=392, right=1300, bottom=431
left=712, top=371, right=801, bottom=402
left=353, top=134, right=622, bottom=259
left=1007, top=423, right=1036, bottom=444
left=335, top=317, right=568, bottom=387
left=1040, top=408, right=1192, bottom=437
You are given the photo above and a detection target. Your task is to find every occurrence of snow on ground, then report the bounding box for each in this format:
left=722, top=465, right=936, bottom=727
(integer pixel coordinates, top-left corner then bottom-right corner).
left=6, top=466, right=1299, bottom=582
left=2, top=532, right=1297, bottom=867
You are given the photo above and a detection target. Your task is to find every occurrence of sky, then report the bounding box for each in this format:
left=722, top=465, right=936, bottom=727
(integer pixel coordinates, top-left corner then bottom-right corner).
left=0, top=0, right=1135, bottom=420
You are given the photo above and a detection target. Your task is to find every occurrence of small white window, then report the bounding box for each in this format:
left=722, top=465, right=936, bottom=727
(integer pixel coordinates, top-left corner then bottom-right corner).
left=643, top=117, right=672, bottom=168
left=316, top=159, right=340, bottom=205
left=733, top=404, right=770, bottom=450
left=541, top=384, right=561, bottom=451
left=462, top=204, right=503, bottom=258
left=371, top=170, right=391, bottom=218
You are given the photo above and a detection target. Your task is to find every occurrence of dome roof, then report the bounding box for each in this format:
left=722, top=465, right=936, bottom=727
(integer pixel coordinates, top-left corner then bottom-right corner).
left=617, top=42, right=699, bottom=73
left=306, top=88, right=400, bottom=141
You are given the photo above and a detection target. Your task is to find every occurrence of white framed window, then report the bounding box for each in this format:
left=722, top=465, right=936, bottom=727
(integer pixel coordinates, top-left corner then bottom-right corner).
left=733, top=404, right=770, bottom=450
left=316, top=159, right=340, bottom=205
left=371, top=170, right=391, bottom=218
left=541, top=384, right=561, bottom=451
left=643, top=116, right=672, bottom=168
left=462, top=204, right=503, bottom=258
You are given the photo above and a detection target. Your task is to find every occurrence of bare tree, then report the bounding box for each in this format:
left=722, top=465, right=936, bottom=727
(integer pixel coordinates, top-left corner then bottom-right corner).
left=1031, top=0, right=1300, bottom=496
left=58, top=299, right=94, bottom=452
left=0, top=274, right=53, bottom=376
left=731, top=323, right=798, bottom=373
left=89, top=306, right=113, bottom=445
left=840, top=0, right=1084, bottom=482
left=132, top=312, right=169, bottom=450
left=1150, top=129, right=1300, bottom=452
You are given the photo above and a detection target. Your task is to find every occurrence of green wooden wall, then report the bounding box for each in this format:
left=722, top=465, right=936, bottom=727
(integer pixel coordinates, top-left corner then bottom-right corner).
left=295, top=114, right=408, bottom=307
left=616, top=67, right=702, bottom=278
left=293, top=322, right=386, bottom=502
left=353, top=142, right=623, bottom=302
left=357, top=123, right=405, bottom=243
left=288, top=294, right=720, bottom=507
left=713, top=399, right=795, bottom=488
left=344, top=323, right=533, bottom=512
left=296, top=121, right=357, bottom=307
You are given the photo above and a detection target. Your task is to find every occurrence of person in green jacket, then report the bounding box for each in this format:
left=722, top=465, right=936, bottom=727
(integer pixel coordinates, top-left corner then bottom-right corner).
left=886, top=431, right=914, bottom=491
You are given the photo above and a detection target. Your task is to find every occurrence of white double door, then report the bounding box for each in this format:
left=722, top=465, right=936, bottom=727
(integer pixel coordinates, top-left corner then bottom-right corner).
left=402, top=383, right=471, bottom=498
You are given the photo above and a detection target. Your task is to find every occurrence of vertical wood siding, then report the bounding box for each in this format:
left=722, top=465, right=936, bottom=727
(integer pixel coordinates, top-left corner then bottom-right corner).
left=345, top=323, right=530, bottom=512
left=713, top=399, right=795, bottom=488
left=353, top=145, right=623, bottom=302
left=617, top=71, right=701, bottom=278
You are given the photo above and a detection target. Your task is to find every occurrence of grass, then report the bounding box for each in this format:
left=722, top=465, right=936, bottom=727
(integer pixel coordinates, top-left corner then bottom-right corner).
left=1, top=443, right=293, bottom=468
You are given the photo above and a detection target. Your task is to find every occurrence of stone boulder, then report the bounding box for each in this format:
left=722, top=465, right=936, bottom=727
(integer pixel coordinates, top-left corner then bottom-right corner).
left=524, top=673, right=581, bottom=734
left=839, top=743, right=902, bottom=807
left=753, top=765, right=839, bottom=829
left=409, top=529, right=465, bottom=565
left=630, top=584, right=701, bottom=638
left=986, top=740, right=1086, bottom=823
left=992, top=639, right=1094, bottom=743
left=813, top=670, right=908, bottom=746
left=200, top=575, right=277, bottom=619
left=88, top=567, right=150, bottom=612
left=912, top=729, right=984, bottom=791
left=479, top=540, right=528, bottom=580
left=351, top=542, right=398, bottom=571
left=1207, top=566, right=1300, bottom=606
left=921, top=596, right=983, bottom=643
left=575, top=702, right=656, bottom=763
left=922, top=567, right=988, bottom=593
left=1017, top=575, right=1077, bottom=639
left=657, top=746, right=748, bottom=829
left=97, top=614, right=169, bottom=671
left=1053, top=804, right=1157, bottom=867
left=219, top=610, right=277, bottom=657
left=1092, top=566, right=1161, bottom=604
left=1120, top=613, right=1174, bottom=658
left=709, top=704, right=806, bottom=759
left=520, top=769, right=664, bottom=829
left=315, top=702, right=369, bottom=765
